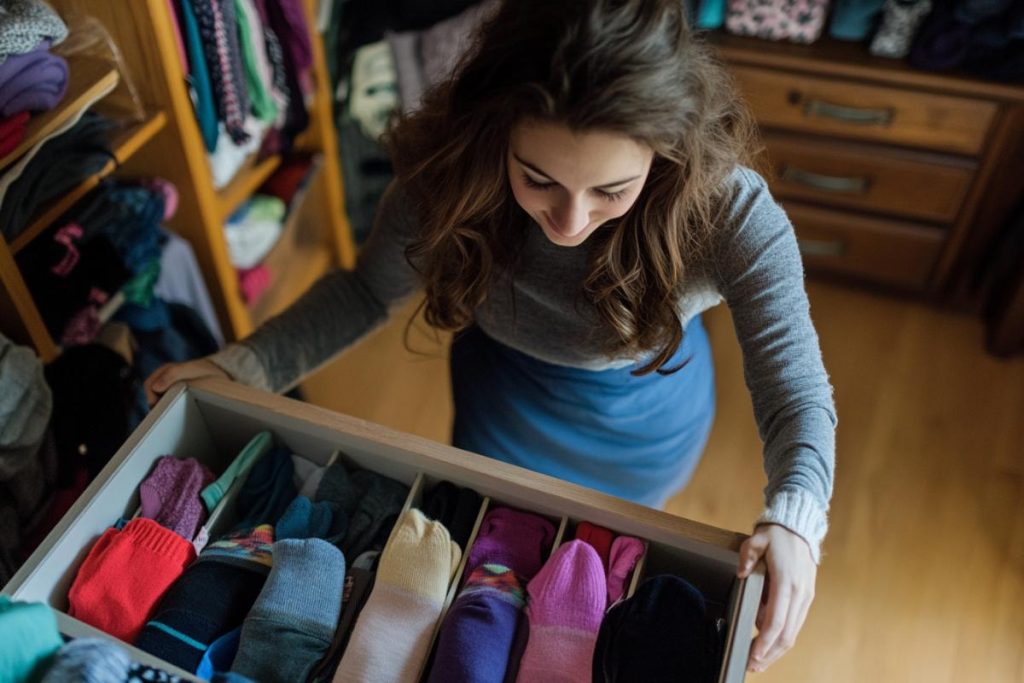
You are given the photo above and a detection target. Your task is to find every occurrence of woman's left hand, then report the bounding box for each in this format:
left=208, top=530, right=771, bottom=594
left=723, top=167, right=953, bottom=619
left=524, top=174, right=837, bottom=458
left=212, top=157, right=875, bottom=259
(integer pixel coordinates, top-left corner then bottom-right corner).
left=736, top=523, right=817, bottom=673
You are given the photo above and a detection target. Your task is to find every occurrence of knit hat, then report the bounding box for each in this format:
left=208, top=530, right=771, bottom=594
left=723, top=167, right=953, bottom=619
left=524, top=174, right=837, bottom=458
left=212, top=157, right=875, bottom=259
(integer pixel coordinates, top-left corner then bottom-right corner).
left=466, top=506, right=556, bottom=579
left=41, top=637, right=131, bottom=683
left=315, top=462, right=410, bottom=557
left=575, top=521, right=615, bottom=569
left=427, top=563, right=526, bottom=683
left=232, top=538, right=346, bottom=683
left=232, top=446, right=297, bottom=528
left=335, top=508, right=461, bottom=683
left=67, top=518, right=197, bottom=642
left=606, top=535, right=645, bottom=604
left=0, top=596, right=62, bottom=683
left=275, top=495, right=338, bottom=540
left=592, top=575, right=720, bottom=683
left=516, top=540, right=607, bottom=683
left=140, top=455, right=215, bottom=540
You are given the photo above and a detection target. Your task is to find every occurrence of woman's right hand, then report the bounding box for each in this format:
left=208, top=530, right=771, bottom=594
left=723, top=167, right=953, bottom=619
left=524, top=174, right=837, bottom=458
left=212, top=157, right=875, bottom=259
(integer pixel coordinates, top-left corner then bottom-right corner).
left=144, top=358, right=230, bottom=406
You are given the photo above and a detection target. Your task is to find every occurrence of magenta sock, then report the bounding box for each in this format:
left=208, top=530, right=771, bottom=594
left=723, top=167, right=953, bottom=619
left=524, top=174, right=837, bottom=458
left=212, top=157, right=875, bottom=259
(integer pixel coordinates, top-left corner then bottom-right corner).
left=606, top=535, right=645, bottom=604
left=466, top=507, right=555, bottom=579
left=516, top=540, right=607, bottom=683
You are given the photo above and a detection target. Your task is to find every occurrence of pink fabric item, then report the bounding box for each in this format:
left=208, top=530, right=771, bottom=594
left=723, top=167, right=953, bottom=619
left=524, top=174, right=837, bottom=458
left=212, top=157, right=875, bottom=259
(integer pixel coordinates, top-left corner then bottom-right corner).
left=606, top=536, right=645, bottom=604
left=60, top=288, right=107, bottom=347
left=726, top=0, right=830, bottom=43
left=141, top=177, right=179, bottom=220
left=465, top=506, right=556, bottom=579
left=139, top=456, right=215, bottom=540
left=236, top=263, right=271, bottom=304
left=516, top=540, right=607, bottom=683
left=51, top=223, right=83, bottom=276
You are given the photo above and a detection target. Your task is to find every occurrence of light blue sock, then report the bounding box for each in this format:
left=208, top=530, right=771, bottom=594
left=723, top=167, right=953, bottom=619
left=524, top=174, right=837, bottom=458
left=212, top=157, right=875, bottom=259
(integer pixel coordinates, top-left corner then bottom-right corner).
left=41, top=638, right=130, bottom=683
left=0, top=597, right=63, bottom=683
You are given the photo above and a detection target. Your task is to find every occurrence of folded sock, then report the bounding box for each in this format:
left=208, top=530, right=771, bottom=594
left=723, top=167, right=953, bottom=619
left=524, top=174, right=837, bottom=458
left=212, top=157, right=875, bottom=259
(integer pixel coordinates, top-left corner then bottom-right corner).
left=233, top=446, right=297, bottom=528
left=67, top=518, right=197, bottom=642
left=575, top=521, right=615, bottom=569
left=139, top=455, right=215, bottom=540
left=335, top=508, right=461, bottom=683
left=422, top=480, right=484, bottom=550
left=316, top=463, right=410, bottom=557
left=201, top=431, right=272, bottom=512
left=276, top=495, right=338, bottom=540
left=427, top=563, right=526, bottom=683
left=606, top=536, right=645, bottom=604
left=232, top=538, right=346, bottom=683
left=0, top=597, right=62, bottom=683
left=199, top=524, right=275, bottom=571
left=466, top=507, right=555, bottom=579
left=593, top=575, right=717, bottom=683
left=134, top=560, right=266, bottom=672
left=291, top=453, right=327, bottom=498
left=197, top=627, right=242, bottom=680
left=41, top=638, right=131, bottom=683
left=516, top=540, right=607, bottom=683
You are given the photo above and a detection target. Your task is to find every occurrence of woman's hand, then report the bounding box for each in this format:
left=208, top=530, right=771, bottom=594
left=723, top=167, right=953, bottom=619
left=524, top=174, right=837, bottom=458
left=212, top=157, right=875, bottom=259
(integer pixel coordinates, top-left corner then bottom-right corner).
left=144, top=358, right=230, bottom=406
left=737, top=523, right=817, bottom=673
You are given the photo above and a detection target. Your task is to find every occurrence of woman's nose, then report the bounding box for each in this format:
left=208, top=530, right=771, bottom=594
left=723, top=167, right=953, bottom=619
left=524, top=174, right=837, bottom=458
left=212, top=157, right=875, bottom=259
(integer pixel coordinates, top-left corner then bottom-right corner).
left=550, top=199, right=589, bottom=237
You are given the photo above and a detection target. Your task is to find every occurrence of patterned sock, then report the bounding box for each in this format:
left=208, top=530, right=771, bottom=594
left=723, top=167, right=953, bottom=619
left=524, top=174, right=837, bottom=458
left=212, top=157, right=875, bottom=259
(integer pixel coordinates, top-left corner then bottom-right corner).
left=41, top=638, right=131, bottom=683
left=232, top=538, right=346, bottom=683
left=67, top=518, right=196, bottom=642
left=466, top=507, right=555, bottom=579
left=427, top=563, right=525, bottom=683
left=334, top=509, right=461, bottom=683
left=870, top=0, right=934, bottom=58
left=515, top=540, right=607, bottom=683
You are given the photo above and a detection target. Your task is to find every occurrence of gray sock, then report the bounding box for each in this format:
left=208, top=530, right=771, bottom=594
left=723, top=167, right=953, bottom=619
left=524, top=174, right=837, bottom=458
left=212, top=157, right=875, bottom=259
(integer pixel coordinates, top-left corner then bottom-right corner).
left=231, top=539, right=346, bottom=683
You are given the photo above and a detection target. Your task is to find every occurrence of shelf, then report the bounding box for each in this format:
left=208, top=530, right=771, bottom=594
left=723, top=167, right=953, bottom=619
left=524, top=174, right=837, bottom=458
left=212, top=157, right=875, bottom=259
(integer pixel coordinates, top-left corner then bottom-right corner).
left=0, top=58, right=120, bottom=171
left=217, top=154, right=282, bottom=222
left=8, top=111, right=168, bottom=254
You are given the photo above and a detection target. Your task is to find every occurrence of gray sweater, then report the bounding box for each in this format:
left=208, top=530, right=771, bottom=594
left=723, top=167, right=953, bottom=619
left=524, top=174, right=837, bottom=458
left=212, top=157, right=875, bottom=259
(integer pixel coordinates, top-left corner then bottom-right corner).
left=210, top=166, right=837, bottom=562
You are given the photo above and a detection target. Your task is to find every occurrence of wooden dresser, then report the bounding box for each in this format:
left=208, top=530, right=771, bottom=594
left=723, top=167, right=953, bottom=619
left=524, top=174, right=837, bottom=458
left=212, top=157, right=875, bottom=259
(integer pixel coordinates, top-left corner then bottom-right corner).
left=711, top=34, right=1024, bottom=307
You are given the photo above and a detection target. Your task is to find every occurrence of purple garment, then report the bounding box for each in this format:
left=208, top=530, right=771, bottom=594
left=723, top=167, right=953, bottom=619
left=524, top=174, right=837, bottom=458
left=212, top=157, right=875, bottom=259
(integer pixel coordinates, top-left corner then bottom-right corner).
left=0, top=45, right=67, bottom=117
left=465, top=507, right=556, bottom=580
left=140, top=456, right=215, bottom=540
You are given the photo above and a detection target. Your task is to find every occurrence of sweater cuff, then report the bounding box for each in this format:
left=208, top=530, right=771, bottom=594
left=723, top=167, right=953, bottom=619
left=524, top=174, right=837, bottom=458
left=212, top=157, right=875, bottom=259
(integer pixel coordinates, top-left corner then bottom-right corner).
left=756, top=488, right=828, bottom=564
left=207, top=344, right=272, bottom=392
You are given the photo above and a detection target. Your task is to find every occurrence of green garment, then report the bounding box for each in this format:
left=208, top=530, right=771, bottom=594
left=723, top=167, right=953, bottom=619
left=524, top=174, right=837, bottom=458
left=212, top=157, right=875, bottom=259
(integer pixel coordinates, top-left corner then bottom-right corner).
left=0, top=597, right=62, bottom=683
left=235, top=0, right=277, bottom=123
left=201, top=430, right=273, bottom=512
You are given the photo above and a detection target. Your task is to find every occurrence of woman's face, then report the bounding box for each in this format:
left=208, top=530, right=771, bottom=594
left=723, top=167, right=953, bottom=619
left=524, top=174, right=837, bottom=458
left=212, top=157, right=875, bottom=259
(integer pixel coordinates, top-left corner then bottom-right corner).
left=508, top=120, right=654, bottom=247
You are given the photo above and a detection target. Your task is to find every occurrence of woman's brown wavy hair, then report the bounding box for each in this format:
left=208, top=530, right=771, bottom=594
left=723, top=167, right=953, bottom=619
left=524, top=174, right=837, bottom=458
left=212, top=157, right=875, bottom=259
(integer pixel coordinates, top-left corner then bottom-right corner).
left=386, top=0, right=758, bottom=374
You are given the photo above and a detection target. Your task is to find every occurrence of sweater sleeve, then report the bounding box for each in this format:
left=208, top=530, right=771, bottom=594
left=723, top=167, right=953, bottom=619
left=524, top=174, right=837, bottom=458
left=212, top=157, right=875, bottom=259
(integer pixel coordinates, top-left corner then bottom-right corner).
left=207, top=181, right=423, bottom=393
left=712, top=167, right=837, bottom=563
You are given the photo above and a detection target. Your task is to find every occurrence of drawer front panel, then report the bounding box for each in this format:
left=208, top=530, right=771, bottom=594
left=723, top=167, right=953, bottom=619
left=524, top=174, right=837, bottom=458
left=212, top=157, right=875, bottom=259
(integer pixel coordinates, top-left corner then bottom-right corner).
left=784, top=202, right=945, bottom=290
left=764, top=135, right=975, bottom=224
left=732, top=66, right=997, bottom=156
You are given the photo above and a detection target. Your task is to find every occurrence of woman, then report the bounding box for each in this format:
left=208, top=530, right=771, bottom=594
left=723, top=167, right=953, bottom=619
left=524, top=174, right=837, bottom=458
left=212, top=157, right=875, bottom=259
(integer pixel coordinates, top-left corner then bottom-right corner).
left=147, top=0, right=835, bottom=672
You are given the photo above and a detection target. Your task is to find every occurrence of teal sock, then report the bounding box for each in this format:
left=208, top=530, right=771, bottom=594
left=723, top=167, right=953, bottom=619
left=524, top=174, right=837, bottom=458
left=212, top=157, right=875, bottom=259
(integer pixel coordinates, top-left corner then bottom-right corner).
left=0, top=597, right=62, bottom=683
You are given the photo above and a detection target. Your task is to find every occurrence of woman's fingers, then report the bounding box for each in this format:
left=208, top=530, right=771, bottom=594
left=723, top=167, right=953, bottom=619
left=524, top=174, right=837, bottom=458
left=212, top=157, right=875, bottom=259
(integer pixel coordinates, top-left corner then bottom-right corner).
left=749, top=569, right=791, bottom=672
left=144, top=360, right=228, bottom=406
left=144, top=364, right=175, bottom=406
left=757, top=580, right=808, bottom=669
left=737, top=531, right=768, bottom=578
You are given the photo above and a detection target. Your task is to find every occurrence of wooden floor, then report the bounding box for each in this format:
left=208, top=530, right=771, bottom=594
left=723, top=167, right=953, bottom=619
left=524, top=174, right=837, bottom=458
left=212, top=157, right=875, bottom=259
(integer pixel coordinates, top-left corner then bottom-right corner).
left=301, top=282, right=1024, bottom=683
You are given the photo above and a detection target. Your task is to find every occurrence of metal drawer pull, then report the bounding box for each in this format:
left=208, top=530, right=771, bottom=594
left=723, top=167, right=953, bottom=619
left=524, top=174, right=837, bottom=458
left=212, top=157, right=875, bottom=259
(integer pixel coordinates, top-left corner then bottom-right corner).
left=781, top=165, right=871, bottom=194
left=802, top=97, right=894, bottom=126
left=797, top=238, right=847, bottom=257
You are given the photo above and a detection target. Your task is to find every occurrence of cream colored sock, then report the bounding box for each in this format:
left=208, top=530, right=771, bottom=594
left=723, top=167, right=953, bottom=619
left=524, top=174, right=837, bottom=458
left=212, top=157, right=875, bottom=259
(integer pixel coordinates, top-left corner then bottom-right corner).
left=334, top=508, right=461, bottom=683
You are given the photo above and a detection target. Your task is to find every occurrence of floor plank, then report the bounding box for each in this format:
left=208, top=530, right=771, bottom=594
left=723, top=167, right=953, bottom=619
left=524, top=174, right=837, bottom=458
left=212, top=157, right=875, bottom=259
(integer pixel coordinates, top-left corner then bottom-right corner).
left=301, top=281, right=1024, bottom=682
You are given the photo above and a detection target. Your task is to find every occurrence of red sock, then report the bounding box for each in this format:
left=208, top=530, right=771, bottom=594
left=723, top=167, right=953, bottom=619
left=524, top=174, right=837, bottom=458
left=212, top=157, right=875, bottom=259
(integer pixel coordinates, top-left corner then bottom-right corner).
left=67, top=518, right=196, bottom=642
left=575, top=522, right=615, bottom=570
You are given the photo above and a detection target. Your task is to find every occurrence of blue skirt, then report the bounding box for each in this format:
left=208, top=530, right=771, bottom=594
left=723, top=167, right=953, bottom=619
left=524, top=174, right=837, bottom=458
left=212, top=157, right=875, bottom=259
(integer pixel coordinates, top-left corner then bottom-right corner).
left=450, top=317, right=716, bottom=507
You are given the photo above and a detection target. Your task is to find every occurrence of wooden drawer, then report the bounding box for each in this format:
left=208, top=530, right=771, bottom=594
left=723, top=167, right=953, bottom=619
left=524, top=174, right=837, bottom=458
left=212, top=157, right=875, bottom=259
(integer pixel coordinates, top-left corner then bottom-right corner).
left=784, top=202, right=946, bottom=290
left=732, top=66, right=997, bottom=156
left=3, top=379, right=763, bottom=682
left=764, top=134, right=975, bottom=224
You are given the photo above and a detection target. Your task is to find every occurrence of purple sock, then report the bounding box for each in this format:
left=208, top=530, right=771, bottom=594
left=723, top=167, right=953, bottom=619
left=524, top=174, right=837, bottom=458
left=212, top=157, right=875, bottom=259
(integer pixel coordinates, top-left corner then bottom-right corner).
left=140, top=456, right=215, bottom=540
left=427, top=563, right=526, bottom=683
left=466, top=507, right=555, bottom=579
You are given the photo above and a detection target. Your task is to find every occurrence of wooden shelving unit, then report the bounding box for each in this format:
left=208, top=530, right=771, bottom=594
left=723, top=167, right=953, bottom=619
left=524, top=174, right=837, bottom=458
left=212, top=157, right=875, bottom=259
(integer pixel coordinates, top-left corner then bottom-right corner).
left=9, top=112, right=167, bottom=254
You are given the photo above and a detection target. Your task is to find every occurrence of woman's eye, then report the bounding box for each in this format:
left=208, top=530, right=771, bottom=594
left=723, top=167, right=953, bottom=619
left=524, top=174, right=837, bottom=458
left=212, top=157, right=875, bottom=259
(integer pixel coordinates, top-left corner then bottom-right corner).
left=522, top=174, right=555, bottom=190
left=598, top=189, right=626, bottom=202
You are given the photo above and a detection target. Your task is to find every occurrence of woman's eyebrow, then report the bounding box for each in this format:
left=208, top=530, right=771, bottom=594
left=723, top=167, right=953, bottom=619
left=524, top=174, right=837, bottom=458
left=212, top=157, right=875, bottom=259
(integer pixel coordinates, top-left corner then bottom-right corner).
left=513, top=153, right=641, bottom=190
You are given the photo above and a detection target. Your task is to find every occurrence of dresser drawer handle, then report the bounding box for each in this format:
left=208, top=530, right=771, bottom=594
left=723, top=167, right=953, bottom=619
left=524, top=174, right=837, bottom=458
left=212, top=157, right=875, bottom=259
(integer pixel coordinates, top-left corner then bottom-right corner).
left=800, top=96, right=894, bottom=126
left=798, top=238, right=847, bottom=257
left=781, top=165, right=871, bottom=194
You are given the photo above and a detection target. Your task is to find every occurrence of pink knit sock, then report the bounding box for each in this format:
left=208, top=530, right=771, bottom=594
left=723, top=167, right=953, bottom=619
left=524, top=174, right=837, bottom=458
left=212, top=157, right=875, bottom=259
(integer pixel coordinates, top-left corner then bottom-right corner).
left=515, top=540, right=607, bottom=683
left=606, top=535, right=645, bottom=604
